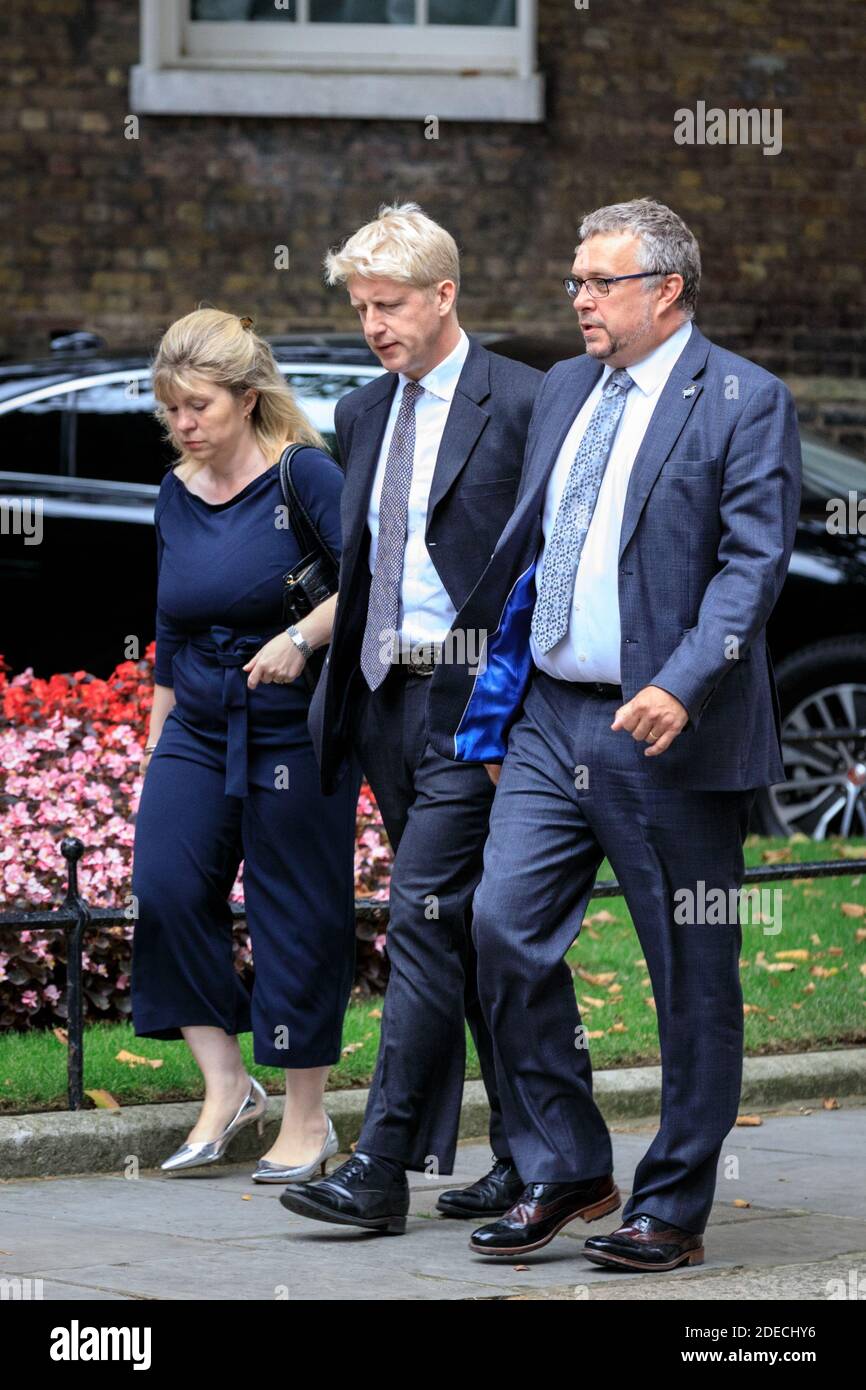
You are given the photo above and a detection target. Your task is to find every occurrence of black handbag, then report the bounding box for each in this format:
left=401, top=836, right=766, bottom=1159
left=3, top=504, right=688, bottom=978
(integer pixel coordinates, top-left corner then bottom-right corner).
left=278, top=443, right=340, bottom=694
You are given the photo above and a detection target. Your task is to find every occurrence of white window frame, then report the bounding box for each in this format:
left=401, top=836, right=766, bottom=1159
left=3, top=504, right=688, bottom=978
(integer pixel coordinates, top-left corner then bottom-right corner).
left=131, top=0, right=543, bottom=121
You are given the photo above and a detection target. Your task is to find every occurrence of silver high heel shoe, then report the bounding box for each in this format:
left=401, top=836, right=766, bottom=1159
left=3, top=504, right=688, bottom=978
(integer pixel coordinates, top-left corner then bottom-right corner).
left=161, top=1076, right=268, bottom=1175
left=250, top=1114, right=340, bottom=1183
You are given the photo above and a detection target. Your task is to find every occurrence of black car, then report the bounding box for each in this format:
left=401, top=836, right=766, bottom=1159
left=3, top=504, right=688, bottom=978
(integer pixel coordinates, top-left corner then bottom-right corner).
left=2, top=332, right=865, bottom=840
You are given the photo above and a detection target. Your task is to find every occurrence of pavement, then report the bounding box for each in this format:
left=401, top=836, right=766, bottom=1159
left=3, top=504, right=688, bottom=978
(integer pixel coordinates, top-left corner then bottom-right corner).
left=1, top=1102, right=865, bottom=1301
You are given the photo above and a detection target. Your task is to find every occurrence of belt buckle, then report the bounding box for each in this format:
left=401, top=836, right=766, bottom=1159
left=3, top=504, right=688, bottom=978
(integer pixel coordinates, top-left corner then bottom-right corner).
left=391, top=638, right=440, bottom=676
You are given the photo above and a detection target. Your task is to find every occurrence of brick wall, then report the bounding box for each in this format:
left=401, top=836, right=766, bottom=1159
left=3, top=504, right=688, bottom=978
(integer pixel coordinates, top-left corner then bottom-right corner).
left=1, top=0, right=864, bottom=374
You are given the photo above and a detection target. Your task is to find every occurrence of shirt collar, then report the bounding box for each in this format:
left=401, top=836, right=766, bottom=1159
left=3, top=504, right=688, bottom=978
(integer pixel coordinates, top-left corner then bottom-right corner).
left=398, top=327, right=470, bottom=404
left=601, top=319, right=693, bottom=398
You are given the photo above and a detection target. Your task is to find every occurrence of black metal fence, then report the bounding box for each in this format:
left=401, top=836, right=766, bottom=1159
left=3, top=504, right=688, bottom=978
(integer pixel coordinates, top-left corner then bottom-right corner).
left=0, top=835, right=864, bottom=1111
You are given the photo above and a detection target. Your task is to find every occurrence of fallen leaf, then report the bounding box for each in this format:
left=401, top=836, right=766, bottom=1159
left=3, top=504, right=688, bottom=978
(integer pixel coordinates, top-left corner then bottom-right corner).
left=645, top=997, right=656, bottom=1011
left=575, top=968, right=617, bottom=986
left=827, top=946, right=844, bottom=957
left=855, top=928, right=866, bottom=943
left=242, top=1194, right=251, bottom=1201
left=580, top=995, right=606, bottom=1009
left=52, top=1028, right=68, bottom=1046
left=823, top=1097, right=840, bottom=1110
left=85, top=1089, right=120, bottom=1110
left=368, top=1008, right=382, bottom=1019
left=775, top=949, right=809, bottom=961
left=587, top=1029, right=605, bottom=1039
left=743, top=1003, right=764, bottom=1014
left=341, top=1042, right=364, bottom=1055
left=840, top=903, right=866, bottom=918
left=732, top=1198, right=751, bottom=1208
left=584, top=910, right=617, bottom=925
left=115, top=1049, right=163, bottom=1070
left=736, top=1115, right=763, bottom=1127
left=810, top=965, right=839, bottom=978
left=607, top=983, right=623, bottom=995
left=761, top=848, right=792, bottom=863
left=513, top=1264, right=530, bottom=1272
left=765, top=962, right=797, bottom=973
left=608, top=1022, right=627, bottom=1033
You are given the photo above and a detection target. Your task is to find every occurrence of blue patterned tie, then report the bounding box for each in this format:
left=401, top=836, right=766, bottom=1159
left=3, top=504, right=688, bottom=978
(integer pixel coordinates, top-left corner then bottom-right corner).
left=530, top=368, right=635, bottom=655
left=360, top=378, right=424, bottom=691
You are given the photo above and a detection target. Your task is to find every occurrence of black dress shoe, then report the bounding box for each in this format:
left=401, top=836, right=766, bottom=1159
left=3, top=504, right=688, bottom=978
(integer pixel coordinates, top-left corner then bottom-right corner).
left=279, top=1151, right=410, bottom=1234
left=583, top=1212, right=704, bottom=1271
left=469, top=1174, right=621, bottom=1256
left=436, top=1156, right=524, bottom=1219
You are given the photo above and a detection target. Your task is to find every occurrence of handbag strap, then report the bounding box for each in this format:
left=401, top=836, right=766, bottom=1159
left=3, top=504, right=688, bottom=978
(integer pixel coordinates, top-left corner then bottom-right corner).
left=278, top=443, right=338, bottom=566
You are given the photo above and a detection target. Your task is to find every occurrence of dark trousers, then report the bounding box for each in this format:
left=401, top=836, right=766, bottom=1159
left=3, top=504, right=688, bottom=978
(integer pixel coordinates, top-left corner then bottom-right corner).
left=348, top=662, right=507, bottom=1174
left=132, top=740, right=359, bottom=1068
left=471, top=669, right=756, bottom=1233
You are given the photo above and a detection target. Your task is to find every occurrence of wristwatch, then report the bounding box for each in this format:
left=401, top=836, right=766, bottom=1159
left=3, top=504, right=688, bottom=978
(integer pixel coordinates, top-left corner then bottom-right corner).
left=285, top=624, right=314, bottom=662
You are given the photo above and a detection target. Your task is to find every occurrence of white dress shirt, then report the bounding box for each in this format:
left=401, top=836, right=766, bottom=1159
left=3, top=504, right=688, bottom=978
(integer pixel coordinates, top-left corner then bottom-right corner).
left=530, top=320, right=693, bottom=683
left=367, top=326, right=470, bottom=644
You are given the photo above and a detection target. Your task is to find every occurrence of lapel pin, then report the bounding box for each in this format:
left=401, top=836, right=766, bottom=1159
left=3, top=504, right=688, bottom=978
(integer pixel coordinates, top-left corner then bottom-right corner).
left=682, top=385, right=697, bottom=398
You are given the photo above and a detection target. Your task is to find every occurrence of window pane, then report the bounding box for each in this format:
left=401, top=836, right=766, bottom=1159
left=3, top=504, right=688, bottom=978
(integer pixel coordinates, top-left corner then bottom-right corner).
left=191, top=1, right=297, bottom=19
left=0, top=394, right=68, bottom=475
left=67, top=380, right=175, bottom=485
left=309, top=1, right=415, bottom=21
left=429, top=0, right=516, bottom=22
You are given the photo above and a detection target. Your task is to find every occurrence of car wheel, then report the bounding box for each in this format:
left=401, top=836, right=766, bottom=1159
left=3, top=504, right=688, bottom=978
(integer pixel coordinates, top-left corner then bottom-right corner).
left=752, top=636, right=866, bottom=839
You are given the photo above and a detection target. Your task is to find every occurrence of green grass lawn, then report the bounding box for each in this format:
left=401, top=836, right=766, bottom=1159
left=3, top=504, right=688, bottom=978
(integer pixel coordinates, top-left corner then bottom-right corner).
left=1, top=836, right=864, bottom=1115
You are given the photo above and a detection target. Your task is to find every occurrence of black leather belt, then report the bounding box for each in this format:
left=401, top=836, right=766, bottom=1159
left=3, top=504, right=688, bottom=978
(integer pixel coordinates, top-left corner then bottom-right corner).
left=574, top=680, right=624, bottom=699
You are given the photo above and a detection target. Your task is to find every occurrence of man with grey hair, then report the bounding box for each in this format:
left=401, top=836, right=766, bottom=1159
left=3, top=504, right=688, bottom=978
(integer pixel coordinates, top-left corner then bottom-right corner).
left=281, top=202, right=543, bottom=1235
left=427, top=197, right=802, bottom=1269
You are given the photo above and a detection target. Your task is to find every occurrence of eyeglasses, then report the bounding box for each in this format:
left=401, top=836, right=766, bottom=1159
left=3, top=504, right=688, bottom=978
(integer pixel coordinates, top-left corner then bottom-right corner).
left=562, top=272, right=669, bottom=300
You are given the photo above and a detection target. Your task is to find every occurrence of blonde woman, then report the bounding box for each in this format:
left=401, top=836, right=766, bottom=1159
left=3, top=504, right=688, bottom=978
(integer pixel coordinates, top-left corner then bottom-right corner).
left=131, top=308, right=360, bottom=1180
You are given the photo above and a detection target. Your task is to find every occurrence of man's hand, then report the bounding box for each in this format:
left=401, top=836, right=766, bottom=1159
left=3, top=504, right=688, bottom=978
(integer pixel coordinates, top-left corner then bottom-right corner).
left=611, top=684, right=689, bottom=757
left=484, top=762, right=502, bottom=786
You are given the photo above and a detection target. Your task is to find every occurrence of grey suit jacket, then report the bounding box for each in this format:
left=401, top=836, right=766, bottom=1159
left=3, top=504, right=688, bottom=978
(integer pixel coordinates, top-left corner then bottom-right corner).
left=426, top=324, right=803, bottom=790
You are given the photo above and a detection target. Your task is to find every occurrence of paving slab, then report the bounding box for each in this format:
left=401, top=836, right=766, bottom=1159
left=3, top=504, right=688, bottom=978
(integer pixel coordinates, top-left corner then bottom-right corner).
left=1, top=1105, right=864, bottom=1300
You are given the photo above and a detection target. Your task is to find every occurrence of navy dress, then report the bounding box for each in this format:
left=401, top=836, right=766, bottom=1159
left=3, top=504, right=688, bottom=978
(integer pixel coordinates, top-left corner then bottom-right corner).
left=131, top=449, right=362, bottom=1068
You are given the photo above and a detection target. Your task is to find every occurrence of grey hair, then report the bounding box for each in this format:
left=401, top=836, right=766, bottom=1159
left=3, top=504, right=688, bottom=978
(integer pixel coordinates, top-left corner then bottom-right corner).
left=577, top=198, right=701, bottom=317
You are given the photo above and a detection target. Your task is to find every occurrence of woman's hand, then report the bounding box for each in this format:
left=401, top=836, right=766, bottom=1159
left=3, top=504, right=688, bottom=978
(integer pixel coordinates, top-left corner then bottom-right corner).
left=243, top=632, right=308, bottom=689
left=484, top=762, right=502, bottom=786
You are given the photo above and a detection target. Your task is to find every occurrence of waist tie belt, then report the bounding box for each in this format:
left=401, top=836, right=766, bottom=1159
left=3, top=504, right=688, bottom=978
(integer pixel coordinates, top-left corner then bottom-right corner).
left=187, top=624, right=285, bottom=798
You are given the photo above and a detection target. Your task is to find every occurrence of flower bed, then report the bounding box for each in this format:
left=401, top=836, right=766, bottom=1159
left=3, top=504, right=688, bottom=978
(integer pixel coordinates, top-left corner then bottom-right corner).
left=0, top=647, right=392, bottom=1028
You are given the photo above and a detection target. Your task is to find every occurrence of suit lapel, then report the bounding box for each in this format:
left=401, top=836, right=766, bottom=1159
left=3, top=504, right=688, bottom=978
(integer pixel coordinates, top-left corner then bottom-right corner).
left=617, top=326, right=711, bottom=560
left=425, top=336, right=491, bottom=524
left=340, top=371, right=396, bottom=564
left=495, top=356, right=603, bottom=557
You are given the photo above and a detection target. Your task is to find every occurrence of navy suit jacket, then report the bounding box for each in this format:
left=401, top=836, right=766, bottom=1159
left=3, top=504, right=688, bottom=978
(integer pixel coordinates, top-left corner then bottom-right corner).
left=308, top=334, right=543, bottom=793
left=426, top=325, right=803, bottom=791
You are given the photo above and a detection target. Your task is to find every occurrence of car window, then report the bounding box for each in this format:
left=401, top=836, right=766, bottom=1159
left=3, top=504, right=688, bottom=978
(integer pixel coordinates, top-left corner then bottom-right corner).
left=801, top=435, right=866, bottom=506
left=281, top=369, right=383, bottom=465
left=67, top=376, right=174, bottom=484
left=0, top=390, right=69, bottom=474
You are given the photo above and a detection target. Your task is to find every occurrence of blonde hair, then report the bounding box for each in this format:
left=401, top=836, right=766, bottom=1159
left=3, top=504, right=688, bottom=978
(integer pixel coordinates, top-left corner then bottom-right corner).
left=151, top=307, right=326, bottom=477
left=323, top=201, right=460, bottom=295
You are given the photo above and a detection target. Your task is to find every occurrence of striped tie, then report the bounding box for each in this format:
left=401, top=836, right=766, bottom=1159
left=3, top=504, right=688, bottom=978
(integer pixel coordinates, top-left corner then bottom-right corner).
left=360, top=378, right=424, bottom=691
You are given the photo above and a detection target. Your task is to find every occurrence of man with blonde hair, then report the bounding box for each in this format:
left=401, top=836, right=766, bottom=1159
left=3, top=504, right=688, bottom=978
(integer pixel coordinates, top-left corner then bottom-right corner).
left=282, top=202, right=542, bottom=1235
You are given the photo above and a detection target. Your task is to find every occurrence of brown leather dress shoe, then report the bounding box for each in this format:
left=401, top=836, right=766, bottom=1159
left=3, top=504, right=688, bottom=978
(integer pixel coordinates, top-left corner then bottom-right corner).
left=469, top=1175, right=621, bottom=1257
left=583, top=1212, right=705, bottom=1271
